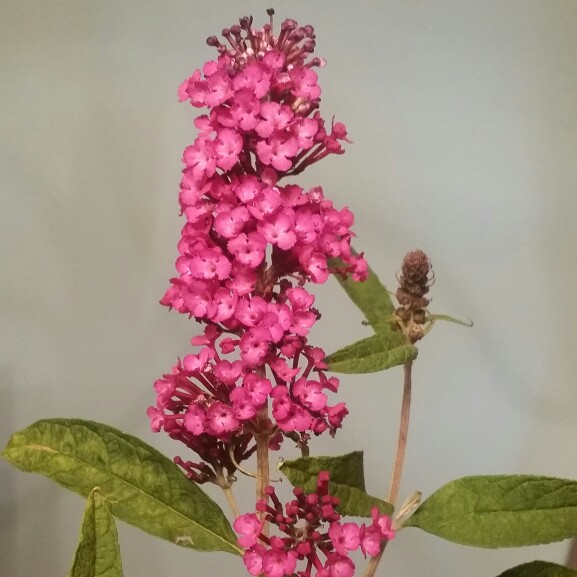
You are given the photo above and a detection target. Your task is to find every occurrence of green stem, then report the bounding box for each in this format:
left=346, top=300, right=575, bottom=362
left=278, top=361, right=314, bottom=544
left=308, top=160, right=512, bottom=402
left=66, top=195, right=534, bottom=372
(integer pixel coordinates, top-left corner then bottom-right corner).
left=222, top=484, right=240, bottom=519
left=567, top=536, right=577, bottom=569
left=216, top=467, right=241, bottom=518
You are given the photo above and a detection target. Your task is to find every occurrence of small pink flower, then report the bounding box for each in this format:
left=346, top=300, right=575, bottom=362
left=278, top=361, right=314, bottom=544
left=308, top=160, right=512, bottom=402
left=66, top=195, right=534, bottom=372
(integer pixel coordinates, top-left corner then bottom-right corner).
left=234, top=174, right=261, bottom=203
left=269, top=357, right=300, bottom=381
left=371, top=508, right=395, bottom=541
left=233, top=513, right=264, bottom=548
left=212, top=359, right=242, bottom=385
left=290, top=68, right=321, bottom=100
left=290, top=309, right=317, bottom=337
left=190, top=248, right=232, bottom=281
left=327, top=402, right=349, bottom=428
left=307, top=347, right=328, bottom=368
left=214, top=206, right=250, bottom=239
left=257, top=209, right=297, bottom=250
left=324, top=553, right=355, bottom=577
left=293, top=117, right=319, bottom=149
left=190, top=323, right=220, bottom=346
left=182, top=347, right=212, bottom=373
left=256, top=101, right=294, bottom=138
left=183, top=404, right=206, bottom=435
left=227, top=232, right=266, bottom=268
left=214, top=128, right=243, bottom=170
left=247, top=187, right=282, bottom=221
left=258, top=307, right=291, bottom=343
left=328, top=523, right=361, bottom=556
left=235, top=296, right=268, bottom=327
left=360, top=525, right=381, bottom=557
left=351, top=254, right=368, bottom=281
left=219, top=337, right=237, bottom=354
left=206, top=402, right=239, bottom=435
left=210, top=287, right=238, bottom=323
left=230, top=389, right=258, bottom=420
left=178, top=70, right=200, bottom=102
left=262, top=547, right=298, bottom=577
left=294, top=209, right=320, bottom=244
left=304, top=251, right=329, bottom=283
left=182, top=138, right=216, bottom=182
left=204, top=70, right=233, bottom=107
left=227, top=261, right=257, bottom=295
left=147, top=406, right=165, bottom=432
left=243, top=545, right=265, bottom=576
left=242, top=373, right=272, bottom=406
left=239, top=327, right=272, bottom=367
left=270, top=385, right=291, bottom=420
left=359, top=510, right=395, bottom=557
left=182, top=283, right=216, bottom=319
left=293, top=378, right=327, bottom=412
left=232, top=62, right=272, bottom=99
left=228, top=90, right=261, bottom=131
left=256, top=134, right=299, bottom=172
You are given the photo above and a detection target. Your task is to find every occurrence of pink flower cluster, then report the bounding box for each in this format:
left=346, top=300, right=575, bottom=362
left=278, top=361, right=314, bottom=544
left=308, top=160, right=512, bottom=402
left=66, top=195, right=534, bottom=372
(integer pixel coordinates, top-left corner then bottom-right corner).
left=148, top=12, right=366, bottom=482
left=234, top=472, right=394, bottom=577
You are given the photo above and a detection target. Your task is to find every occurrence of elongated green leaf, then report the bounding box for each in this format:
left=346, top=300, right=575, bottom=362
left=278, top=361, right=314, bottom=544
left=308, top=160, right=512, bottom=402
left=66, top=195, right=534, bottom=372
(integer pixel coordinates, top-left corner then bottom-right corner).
left=497, top=561, right=577, bottom=577
left=69, top=487, right=123, bottom=577
left=326, top=333, right=418, bottom=373
left=429, top=313, right=473, bottom=328
left=329, top=251, right=418, bottom=374
left=330, top=253, right=396, bottom=332
left=279, top=452, right=393, bottom=517
left=405, top=475, right=577, bottom=548
left=2, top=419, right=241, bottom=555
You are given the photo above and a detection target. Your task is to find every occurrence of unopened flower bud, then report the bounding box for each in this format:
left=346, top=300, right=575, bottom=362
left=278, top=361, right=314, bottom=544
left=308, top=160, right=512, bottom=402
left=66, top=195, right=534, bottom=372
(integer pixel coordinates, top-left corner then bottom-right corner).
left=395, top=250, right=434, bottom=343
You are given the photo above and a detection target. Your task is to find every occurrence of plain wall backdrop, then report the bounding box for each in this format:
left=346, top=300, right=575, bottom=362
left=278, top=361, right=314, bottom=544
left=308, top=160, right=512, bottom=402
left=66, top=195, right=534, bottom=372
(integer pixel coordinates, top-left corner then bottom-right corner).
left=1, top=1, right=576, bottom=576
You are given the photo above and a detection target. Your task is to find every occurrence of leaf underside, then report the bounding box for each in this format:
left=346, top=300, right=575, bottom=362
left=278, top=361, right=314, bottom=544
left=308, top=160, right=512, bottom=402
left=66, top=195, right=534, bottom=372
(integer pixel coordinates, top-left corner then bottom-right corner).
left=68, top=488, right=123, bottom=577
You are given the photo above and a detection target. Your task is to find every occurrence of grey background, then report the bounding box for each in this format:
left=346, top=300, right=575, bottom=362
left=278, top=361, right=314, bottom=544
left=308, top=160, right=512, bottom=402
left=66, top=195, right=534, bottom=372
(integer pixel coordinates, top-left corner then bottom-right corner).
left=1, top=1, right=576, bottom=576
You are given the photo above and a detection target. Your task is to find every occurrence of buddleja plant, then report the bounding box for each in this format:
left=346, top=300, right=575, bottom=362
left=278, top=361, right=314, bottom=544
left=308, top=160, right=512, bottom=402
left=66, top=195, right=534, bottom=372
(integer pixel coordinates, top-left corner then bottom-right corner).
left=3, top=11, right=577, bottom=577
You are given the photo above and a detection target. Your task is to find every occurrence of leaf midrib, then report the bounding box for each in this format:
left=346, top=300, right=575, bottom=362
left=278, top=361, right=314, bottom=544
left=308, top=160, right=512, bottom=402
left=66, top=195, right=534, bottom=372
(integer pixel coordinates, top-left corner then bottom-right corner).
left=11, top=439, right=242, bottom=554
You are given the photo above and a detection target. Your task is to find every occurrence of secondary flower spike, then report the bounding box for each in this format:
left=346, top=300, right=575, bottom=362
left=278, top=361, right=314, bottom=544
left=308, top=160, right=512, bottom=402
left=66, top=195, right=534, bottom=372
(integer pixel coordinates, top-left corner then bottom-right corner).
left=234, top=472, right=395, bottom=577
left=148, top=11, right=367, bottom=483
left=394, top=250, right=433, bottom=343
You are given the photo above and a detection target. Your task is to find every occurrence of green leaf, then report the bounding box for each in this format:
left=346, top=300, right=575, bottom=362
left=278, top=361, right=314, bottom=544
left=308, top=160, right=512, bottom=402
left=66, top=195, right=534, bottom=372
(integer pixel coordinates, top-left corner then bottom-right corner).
left=2, top=419, right=241, bottom=555
left=405, top=475, right=577, bottom=548
left=326, top=333, right=418, bottom=374
left=279, top=452, right=393, bottom=517
left=496, top=561, right=577, bottom=577
left=69, top=487, right=123, bottom=577
left=428, top=313, right=473, bottom=328
left=328, top=251, right=418, bottom=374
left=329, top=253, right=396, bottom=332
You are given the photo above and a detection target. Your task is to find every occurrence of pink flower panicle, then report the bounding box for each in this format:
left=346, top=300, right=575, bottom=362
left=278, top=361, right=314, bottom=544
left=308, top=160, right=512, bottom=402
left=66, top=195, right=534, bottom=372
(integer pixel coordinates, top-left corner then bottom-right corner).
left=148, top=11, right=367, bottom=481
left=234, top=472, right=395, bottom=577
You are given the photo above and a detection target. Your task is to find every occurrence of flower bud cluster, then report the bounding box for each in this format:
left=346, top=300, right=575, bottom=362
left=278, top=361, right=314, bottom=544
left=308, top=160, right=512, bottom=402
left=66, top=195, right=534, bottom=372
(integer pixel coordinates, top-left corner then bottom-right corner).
left=148, top=13, right=367, bottom=481
left=234, top=472, right=394, bottom=577
left=395, top=250, right=433, bottom=343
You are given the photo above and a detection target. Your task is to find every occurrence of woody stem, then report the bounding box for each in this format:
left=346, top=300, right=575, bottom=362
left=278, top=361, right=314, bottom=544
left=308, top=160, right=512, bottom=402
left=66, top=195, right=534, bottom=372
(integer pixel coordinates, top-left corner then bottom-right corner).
left=363, top=360, right=413, bottom=577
